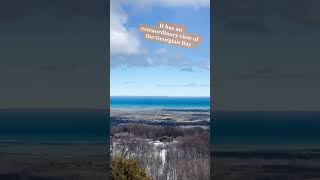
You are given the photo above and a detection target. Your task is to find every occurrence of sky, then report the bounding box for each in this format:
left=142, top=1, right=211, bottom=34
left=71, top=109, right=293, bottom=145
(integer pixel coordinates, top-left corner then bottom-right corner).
left=110, top=0, right=210, bottom=97
left=1, top=0, right=320, bottom=110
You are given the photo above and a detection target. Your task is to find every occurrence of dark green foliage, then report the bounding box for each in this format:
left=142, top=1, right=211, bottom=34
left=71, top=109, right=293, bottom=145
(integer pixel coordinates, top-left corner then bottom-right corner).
left=111, top=156, right=151, bottom=180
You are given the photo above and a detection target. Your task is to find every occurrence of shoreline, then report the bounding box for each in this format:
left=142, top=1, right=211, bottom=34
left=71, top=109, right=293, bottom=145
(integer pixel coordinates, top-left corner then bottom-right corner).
left=111, top=108, right=210, bottom=127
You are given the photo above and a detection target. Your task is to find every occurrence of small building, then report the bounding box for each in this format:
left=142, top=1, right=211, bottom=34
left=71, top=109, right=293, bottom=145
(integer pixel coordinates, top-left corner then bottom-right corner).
left=159, top=136, right=173, bottom=142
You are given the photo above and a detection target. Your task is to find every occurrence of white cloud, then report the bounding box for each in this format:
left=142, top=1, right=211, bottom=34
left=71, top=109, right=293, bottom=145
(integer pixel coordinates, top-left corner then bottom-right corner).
left=110, top=0, right=140, bottom=55
left=111, top=47, right=209, bottom=71
left=110, top=0, right=210, bottom=56
left=110, top=0, right=210, bottom=69
left=111, top=47, right=191, bottom=67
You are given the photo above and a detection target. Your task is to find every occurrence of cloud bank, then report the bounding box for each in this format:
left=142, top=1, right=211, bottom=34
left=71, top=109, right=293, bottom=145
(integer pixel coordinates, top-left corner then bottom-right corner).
left=110, top=0, right=210, bottom=70
left=110, top=0, right=140, bottom=56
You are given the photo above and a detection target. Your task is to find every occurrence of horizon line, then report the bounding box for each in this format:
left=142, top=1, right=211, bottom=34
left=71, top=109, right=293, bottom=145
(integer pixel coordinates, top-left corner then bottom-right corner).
left=110, top=95, right=210, bottom=98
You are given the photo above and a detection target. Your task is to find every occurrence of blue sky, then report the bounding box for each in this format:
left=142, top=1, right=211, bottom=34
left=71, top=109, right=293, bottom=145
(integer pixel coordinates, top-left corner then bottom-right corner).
left=110, top=0, right=210, bottom=97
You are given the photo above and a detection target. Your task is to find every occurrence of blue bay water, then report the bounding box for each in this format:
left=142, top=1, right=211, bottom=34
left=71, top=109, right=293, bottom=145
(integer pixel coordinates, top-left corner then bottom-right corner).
left=110, top=96, right=210, bottom=109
